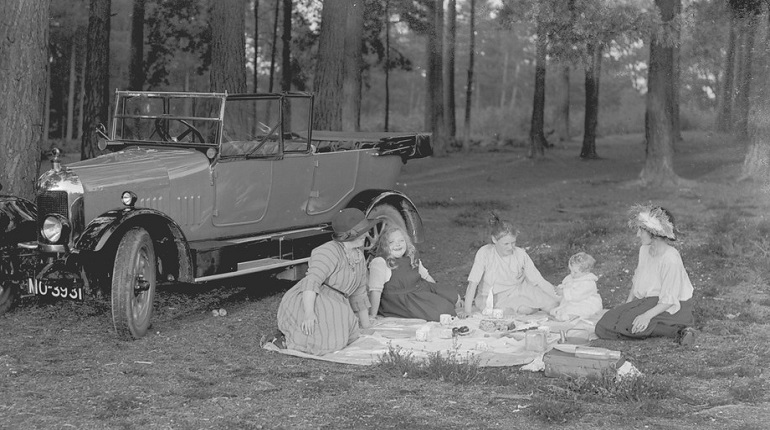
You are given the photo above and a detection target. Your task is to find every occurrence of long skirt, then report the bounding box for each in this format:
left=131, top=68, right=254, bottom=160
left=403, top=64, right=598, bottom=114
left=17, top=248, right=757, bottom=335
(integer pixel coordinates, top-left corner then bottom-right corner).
left=380, top=282, right=457, bottom=321
left=595, top=297, right=694, bottom=340
left=277, top=284, right=360, bottom=355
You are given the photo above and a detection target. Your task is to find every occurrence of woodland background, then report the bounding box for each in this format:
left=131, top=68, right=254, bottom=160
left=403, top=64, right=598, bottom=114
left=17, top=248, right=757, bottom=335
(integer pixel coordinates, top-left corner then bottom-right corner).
left=2, top=0, right=770, bottom=200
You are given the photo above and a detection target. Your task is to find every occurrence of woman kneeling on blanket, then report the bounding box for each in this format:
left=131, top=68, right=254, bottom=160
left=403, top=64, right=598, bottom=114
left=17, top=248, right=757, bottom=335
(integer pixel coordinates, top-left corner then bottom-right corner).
left=460, top=213, right=559, bottom=317
left=595, top=204, right=696, bottom=346
left=275, top=209, right=375, bottom=355
left=368, top=225, right=459, bottom=321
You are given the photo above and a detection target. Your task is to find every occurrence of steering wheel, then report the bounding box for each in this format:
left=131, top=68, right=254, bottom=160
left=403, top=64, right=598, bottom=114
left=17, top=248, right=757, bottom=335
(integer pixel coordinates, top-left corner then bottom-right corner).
left=153, top=118, right=205, bottom=143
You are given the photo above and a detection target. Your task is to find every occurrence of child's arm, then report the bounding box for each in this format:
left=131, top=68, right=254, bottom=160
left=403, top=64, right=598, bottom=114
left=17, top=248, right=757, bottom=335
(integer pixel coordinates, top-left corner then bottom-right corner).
left=368, top=258, right=389, bottom=318
left=563, top=280, right=597, bottom=302
left=418, top=261, right=435, bottom=283
left=462, top=281, right=479, bottom=315
left=368, top=291, right=382, bottom=319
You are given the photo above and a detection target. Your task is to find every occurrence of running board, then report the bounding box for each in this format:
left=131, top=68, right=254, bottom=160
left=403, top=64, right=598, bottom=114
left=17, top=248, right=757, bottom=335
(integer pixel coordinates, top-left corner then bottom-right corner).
left=194, top=257, right=310, bottom=282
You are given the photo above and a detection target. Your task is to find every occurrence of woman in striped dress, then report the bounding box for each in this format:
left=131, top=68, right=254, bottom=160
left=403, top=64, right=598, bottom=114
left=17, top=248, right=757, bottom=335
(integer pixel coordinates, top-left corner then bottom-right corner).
left=276, top=208, right=377, bottom=355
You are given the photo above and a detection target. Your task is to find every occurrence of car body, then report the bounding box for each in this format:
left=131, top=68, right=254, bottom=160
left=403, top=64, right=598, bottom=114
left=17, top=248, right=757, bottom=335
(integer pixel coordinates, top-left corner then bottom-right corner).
left=0, top=90, right=432, bottom=339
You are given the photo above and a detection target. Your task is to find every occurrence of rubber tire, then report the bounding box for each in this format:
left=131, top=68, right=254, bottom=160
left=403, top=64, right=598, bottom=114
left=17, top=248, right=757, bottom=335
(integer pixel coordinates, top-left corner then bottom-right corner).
left=364, top=203, right=408, bottom=253
left=0, top=282, right=15, bottom=315
left=111, top=227, right=156, bottom=340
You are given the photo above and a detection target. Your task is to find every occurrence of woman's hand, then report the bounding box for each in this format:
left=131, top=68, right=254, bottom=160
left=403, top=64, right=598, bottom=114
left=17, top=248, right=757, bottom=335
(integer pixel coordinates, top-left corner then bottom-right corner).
left=631, top=312, right=652, bottom=334
left=301, top=313, right=317, bottom=335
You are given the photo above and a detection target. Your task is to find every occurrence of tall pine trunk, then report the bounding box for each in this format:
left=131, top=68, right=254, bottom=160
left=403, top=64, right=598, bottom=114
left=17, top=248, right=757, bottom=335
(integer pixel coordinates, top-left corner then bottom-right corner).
left=0, top=0, right=50, bottom=199
left=528, top=18, right=549, bottom=158
left=313, top=0, right=347, bottom=130
left=280, top=0, right=292, bottom=91
left=384, top=0, right=391, bottom=131
left=716, top=12, right=737, bottom=132
left=66, top=38, right=77, bottom=141
left=640, top=0, right=679, bottom=186
left=425, top=0, right=446, bottom=156
left=128, top=0, right=145, bottom=91
left=210, top=0, right=247, bottom=93
left=554, top=63, right=570, bottom=142
left=580, top=43, right=602, bottom=159
left=734, top=13, right=757, bottom=143
left=268, top=0, right=279, bottom=92
left=462, top=0, right=475, bottom=151
left=81, top=0, right=111, bottom=161
left=444, top=0, right=457, bottom=139
left=342, top=0, right=364, bottom=132
left=253, top=0, right=259, bottom=92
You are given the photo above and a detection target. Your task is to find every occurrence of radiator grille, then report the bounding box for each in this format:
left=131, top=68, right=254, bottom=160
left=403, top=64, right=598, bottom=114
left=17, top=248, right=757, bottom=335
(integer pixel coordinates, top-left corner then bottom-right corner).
left=36, top=191, right=69, bottom=230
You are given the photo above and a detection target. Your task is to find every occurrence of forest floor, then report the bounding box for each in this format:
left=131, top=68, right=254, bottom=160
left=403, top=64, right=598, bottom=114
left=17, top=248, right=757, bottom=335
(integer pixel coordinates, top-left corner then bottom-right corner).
left=3, top=131, right=770, bottom=429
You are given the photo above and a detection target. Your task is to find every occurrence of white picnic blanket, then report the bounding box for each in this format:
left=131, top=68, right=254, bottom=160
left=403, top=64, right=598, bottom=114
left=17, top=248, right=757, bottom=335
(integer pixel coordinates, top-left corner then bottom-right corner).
left=263, top=311, right=602, bottom=367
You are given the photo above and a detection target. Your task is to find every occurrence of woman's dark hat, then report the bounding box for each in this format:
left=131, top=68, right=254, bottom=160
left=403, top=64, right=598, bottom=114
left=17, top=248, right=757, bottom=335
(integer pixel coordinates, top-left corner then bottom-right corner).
left=332, top=208, right=379, bottom=242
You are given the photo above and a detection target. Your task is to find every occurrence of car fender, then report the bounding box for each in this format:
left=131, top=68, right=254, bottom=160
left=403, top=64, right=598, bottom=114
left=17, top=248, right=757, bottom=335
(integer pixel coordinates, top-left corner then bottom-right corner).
left=76, top=208, right=194, bottom=283
left=347, top=189, right=424, bottom=244
left=0, top=195, right=37, bottom=247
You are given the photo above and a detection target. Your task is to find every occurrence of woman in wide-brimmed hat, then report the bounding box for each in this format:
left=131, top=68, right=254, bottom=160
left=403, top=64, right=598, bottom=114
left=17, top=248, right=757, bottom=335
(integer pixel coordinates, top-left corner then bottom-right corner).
left=275, top=208, right=378, bottom=355
left=595, top=204, right=696, bottom=346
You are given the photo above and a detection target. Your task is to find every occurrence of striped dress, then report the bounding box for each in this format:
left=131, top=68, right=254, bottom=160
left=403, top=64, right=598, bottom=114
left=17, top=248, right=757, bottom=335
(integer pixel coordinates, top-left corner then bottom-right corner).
left=277, top=241, right=370, bottom=355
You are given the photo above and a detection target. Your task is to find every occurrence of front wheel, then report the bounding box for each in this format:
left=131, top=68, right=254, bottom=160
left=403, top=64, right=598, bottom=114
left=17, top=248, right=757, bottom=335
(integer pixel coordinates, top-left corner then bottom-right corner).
left=364, top=203, right=408, bottom=253
left=111, top=227, right=156, bottom=340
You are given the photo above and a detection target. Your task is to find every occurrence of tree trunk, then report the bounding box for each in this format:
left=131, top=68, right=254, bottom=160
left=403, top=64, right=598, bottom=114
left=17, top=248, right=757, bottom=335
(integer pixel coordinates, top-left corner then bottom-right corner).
left=554, top=63, right=570, bottom=142
left=66, top=38, right=77, bottom=141
left=528, top=18, right=549, bottom=158
left=342, top=0, right=364, bottom=131
left=280, top=0, right=292, bottom=92
left=210, top=0, right=247, bottom=93
left=740, top=13, right=770, bottom=181
left=253, top=0, right=259, bottom=92
left=716, top=12, right=737, bottom=133
left=734, top=13, right=757, bottom=143
left=462, top=0, right=475, bottom=151
left=78, top=33, right=86, bottom=141
left=500, top=49, right=509, bottom=108
left=269, top=0, right=280, bottom=92
left=670, top=0, right=681, bottom=144
left=640, top=0, right=679, bottom=186
left=425, top=0, right=446, bottom=156
left=581, top=43, right=602, bottom=159
left=0, top=0, right=49, bottom=199
left=444, top=0, right=457, bottom=138
left=81, top=0, right=111, bottom=161
left=384, top=0, right=390, bottom=131
left=313, top=0, right=347, bottom=130
left=128, top=0, right=145, bottom=91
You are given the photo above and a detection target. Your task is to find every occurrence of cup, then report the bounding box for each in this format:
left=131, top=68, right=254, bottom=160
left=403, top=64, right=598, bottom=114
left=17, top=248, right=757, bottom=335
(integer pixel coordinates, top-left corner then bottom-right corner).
left=440, top=314, right=456, bottom=325
left=492, top=308, right=504, bottom=319
left=415, top=327, right=430, bottom=342
left=481, top=308, right=494, bottom=317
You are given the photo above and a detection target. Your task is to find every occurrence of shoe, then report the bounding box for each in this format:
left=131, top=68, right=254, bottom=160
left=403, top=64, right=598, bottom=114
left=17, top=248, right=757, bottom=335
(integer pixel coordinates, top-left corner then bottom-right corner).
left=262, top=330, right=286, bottom=349
left=676, top=327, right=696, bottom=346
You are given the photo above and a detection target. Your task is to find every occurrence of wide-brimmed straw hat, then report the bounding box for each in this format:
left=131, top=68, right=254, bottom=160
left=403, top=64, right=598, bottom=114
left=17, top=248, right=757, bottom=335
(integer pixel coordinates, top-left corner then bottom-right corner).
left=627, top=204, right=676, bottom=240
left=332, top=208, right=379, bottom=242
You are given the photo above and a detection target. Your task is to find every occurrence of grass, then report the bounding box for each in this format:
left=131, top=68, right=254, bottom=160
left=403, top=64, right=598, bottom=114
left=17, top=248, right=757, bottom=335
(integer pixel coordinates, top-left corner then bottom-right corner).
left=376, top=343, right=485, bottom=385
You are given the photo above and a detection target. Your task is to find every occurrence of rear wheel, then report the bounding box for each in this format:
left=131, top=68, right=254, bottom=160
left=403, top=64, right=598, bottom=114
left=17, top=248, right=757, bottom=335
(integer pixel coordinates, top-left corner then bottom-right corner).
left=111, top=227, right=156, bottom=340
left=364, top=203, right=408, bottom=253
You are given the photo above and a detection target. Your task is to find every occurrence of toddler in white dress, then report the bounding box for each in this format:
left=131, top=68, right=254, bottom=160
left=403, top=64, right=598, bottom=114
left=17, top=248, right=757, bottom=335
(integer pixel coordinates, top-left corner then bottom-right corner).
left=550, top=252, right=602, bottom=321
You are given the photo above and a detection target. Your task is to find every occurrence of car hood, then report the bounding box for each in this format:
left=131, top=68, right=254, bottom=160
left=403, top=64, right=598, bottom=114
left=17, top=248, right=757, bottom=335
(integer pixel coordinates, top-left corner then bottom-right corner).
left=67, top=147, right=209, bottom=193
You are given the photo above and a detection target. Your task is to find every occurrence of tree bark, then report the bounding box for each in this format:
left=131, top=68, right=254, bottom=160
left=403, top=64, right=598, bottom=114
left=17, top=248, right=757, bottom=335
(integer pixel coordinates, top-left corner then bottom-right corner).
left=384, top=0, right=390, bottom=131
left=581, top=43, right=602, bottom=159
left=640, top=0, right=679, bottom=186
left=81, top=0, right=111, bottom=161
left=740, top=11, right=770, bottom=181
left=253, top=0, right=259, bottom=92
left=734, top=13, right=757, bottom=143
left=269, top=0, right=280, bottom=92
left=462, top=0, right=475, bottom=151
left=528, top=18, right=549, bottom=158
left=280, top=0, right=292, bottom=92
left=66, top=37, right=77, bottom=141
left=210, top=0, right=247, bottom=93
left=0, top=0, right=49, bottom=199
left=716, top=12, right=737, bottom=133
left=554, top=63, right=570, bottom=142
left=313, top=0, right=347, bottom=130
left=425, top=0, right=446, bottom=156
left=444, top=0, right=457, bottom=139
left=342, top=0, right=364, bottom=131
left=128, top=0, right=146, bottom=91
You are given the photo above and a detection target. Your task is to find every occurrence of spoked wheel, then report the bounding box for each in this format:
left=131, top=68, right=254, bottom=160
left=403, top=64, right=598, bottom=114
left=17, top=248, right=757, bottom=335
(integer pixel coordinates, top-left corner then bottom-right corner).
left=363, top=203, right=408, bottom=254
left=111, top=227, right=156, bottom=340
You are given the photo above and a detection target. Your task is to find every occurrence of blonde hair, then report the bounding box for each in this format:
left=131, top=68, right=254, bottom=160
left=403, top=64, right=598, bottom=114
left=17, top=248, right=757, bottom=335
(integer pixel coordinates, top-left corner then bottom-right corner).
left=569, top=252, right=596, bottom=273
left=488, top=211, right=519, bottom=241
left=375, top=225, right=418, bottom=269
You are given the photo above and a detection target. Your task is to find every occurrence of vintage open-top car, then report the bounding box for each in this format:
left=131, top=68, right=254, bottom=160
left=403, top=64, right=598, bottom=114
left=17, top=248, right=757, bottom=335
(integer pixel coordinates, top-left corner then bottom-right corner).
left=0, top=90, right=431, bottom=340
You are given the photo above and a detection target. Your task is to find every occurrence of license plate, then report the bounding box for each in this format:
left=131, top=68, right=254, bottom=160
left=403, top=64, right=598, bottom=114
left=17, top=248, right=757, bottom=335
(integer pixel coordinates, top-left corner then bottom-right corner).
left=27, top=278, right=83, bottom=301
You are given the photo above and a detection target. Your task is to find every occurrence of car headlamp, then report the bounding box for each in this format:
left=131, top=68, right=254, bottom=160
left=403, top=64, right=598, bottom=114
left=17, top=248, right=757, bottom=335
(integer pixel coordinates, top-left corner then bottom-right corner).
left=42, top=215, right=68, bottom=242
left=121, top=191, right=137, bottom=207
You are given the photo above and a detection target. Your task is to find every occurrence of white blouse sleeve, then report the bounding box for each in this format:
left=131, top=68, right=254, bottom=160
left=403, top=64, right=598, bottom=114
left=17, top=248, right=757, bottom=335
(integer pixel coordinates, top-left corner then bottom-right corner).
left=368, top=257, right=391, bottom=293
